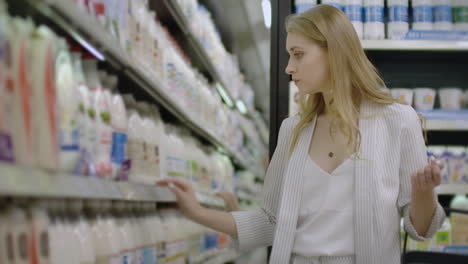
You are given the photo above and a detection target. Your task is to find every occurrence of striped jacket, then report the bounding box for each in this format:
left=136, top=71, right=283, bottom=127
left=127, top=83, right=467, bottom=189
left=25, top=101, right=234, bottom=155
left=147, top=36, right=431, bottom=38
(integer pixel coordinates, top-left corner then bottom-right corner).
left=231, top=101, right=446, bottom=264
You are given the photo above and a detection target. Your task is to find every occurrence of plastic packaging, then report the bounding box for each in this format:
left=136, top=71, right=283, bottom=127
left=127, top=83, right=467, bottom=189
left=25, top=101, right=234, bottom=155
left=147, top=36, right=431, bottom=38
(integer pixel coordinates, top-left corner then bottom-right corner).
left=390, top=88, right=413, bottom=105
left=8, top=206, right=31, bottom=264
left=344, top=0, right=363, bottom=39
left=412, top=0, right=433, bottom=30
left=30, top=204, right=51, bottom=264
left=29, top=26, right=59, bottom=171
left=439, top=87, right=463, bottom=110
left=0, top=2, right=15, bottom=163
left=450, top=195, right=468, bottom=245
left=110, top=92, right=127, bottom=180
left=321, top=0, right=343, bottom=11
left=364, top=0, right=384, bottom=40
left=55, top=40, right=81, bottom=173
left=127, top=110, right=146, bottom=182
left=387, top=0, right=409, bottom=40
left=413, top=88, right=436, bottom=110
left=453, top=0, right=468, bottom=31
left=72, top=53, right=96, bottom=176
left=433, top=0, right=453, bottom=31
left=10, top=18, right=35, bottom=167
left=295, top=0, right=317, bottom=13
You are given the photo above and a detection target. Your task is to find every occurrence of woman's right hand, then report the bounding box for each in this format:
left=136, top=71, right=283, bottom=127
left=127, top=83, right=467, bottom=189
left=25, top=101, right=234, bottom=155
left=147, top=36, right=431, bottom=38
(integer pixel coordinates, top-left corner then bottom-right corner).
left=157, top=178, right=204, bottom=220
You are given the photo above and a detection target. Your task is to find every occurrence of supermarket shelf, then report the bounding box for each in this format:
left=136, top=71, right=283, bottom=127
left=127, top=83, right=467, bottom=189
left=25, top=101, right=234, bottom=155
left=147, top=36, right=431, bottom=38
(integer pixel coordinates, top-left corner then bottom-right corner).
left=426, top=120, right=468, bottom=131
left=362, top=40, right=468, bottom=51
left=15, top=0, right=261, bottom=177
left=0, top=163, right=226, bottom=208
left=193, top=248, right=239, bottom=264
left=159, top=0, right=250, bottom=115
left=418, top=110, right=468, bottom=131
left=437, top=184, right=468, bottom=195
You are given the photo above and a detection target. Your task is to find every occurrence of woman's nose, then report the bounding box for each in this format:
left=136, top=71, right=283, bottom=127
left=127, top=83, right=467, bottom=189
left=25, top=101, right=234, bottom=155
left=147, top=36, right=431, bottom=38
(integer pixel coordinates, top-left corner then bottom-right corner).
left=285, top=62, right=295, bottom=75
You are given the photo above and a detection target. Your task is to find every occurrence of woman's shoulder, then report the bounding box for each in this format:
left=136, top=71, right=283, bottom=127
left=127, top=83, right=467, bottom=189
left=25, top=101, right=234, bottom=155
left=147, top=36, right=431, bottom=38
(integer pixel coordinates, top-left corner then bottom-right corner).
left=280, top=114, right=301, bottom=132
left=366, top=101, right=419, bottom=122
left=384, top=102, right=420, bottom=123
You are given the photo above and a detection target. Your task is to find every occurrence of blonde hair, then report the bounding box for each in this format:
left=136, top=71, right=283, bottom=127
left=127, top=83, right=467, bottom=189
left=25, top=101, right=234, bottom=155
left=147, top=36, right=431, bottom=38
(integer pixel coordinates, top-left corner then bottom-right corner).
left=286, top=5, right=396, bottom=155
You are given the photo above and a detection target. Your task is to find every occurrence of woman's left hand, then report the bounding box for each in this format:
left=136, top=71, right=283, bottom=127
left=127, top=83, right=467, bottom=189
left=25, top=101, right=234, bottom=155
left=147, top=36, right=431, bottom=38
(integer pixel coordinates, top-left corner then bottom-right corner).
left=411, top=159, right=444, bottom=195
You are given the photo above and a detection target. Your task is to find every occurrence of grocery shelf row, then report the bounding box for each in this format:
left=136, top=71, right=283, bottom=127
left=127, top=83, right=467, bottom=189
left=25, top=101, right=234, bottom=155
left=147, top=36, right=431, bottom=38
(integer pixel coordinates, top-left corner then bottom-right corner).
left=418, top=110, right=468, bottom=131
left=0, top=162, right=464, bottom=206
left=14, top=0, right=264, bottom=177
left=0, top=163, right=226, bottom=208
left=362, top=40, right=468, bottom=52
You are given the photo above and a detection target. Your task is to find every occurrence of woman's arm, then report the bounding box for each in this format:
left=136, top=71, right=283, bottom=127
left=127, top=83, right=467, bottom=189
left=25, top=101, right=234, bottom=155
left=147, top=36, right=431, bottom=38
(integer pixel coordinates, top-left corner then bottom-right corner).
left=397, top=106, right=446, bottom=240
left=157, top=178, right=238, bottom=237
left=409, top=159, right=443, bottom=236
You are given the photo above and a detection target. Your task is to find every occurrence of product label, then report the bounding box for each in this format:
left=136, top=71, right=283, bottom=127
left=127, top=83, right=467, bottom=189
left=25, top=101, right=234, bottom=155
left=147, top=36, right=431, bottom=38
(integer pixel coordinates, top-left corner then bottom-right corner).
left=166, top=156, right=188, bottom=178
left=364, top=6, right=384, bottom=23
left=413, top=6, right=433, bottom=23
left=436, top=231, right=450, bottom=246
left=141, top=247, right=156, bottom=264
left=453, top=7, right=468, bottom=23
left=121, top=250, right=135, bottom=264
left=0, top=132, right=14, bottom=162
left=345, top=5, right=363, bottom=22
left=60, top=129, right=80, bottom=151
left=434, top=5, right=452, bottom=23
left=156, top=242, right=166, bottom=263
left=45, top=47, right=58, bottom=160
left=7, top=233, right=14, bottom=261
left=111, top=132, right=127, bottom=164
left=134, top=248, right=143, bottom=264
left=110, top=255, right=121, bottom=264
left=323, top=3, right=343, bottom=11
left=295, top=3, right=315, bottom=14
left=39, top=231, right=49, bottom=259
left=18, top=233, right=28, bottom=260
left=389, top=5, right=408, bottom=23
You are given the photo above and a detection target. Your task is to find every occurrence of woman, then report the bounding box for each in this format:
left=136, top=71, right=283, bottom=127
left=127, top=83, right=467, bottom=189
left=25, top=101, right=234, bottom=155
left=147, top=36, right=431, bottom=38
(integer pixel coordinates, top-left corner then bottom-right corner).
left=158, top=5, right=446, bottom=264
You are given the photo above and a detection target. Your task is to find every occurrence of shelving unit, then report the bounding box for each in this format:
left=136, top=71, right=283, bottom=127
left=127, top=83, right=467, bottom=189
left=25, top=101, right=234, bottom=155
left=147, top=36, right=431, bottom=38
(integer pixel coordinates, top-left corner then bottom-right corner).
left=418, top=110, right=468, bottom=131
left=12, top=0, right=264, bottom=178
left=362, top=40, right=468, bottom=51
left=157, top=0, right=239, bottom=112
left=0, top=163, right=226, bottom=208
left=437, top=184, right=468, bottom=195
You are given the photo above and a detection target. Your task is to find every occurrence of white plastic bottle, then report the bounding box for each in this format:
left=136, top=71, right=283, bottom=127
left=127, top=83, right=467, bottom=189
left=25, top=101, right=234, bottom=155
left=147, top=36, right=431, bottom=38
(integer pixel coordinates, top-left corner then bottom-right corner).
left=364, top=0, right=385, bottom=39
left=150, top=20, right=164, bottom=79
left=344, top=0, right=363, bottom=39
left=110, top=92, right=127, bottom=180
left=71, top=52, right=90, bottom=174
left=0, top=2, right=15, bottom=164
left=55, top=40, right=81, bottom=173
left=127, top=111, right=146, bottom=182
left=7, top=206, right=31, bottom=264
left=453, top=0, right=468, bottom=31
left=30, top=203, right=51, bottom=264
left=412, top=0, right=433, bottom=30
left=387, top=0, right=409, bottom=40
left=10, top=18, right=35, bottom=167
left=84, top=59, right=112, bottom=178
left=433, top=0, right=453, bottom=30
left=294, top=0, right=317, bottom=14
left=322, top=0, right=343, bottom=11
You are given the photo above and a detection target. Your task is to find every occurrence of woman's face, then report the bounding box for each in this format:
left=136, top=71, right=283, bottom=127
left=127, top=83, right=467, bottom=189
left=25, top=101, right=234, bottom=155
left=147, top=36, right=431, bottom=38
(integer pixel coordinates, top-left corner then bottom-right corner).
left=285, top=32, right=330, bottom=95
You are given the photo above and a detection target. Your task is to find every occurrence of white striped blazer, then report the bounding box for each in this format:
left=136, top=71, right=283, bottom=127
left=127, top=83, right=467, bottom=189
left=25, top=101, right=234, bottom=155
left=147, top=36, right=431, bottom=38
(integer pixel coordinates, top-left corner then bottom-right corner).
left=231, top=101, right=446, bottom=264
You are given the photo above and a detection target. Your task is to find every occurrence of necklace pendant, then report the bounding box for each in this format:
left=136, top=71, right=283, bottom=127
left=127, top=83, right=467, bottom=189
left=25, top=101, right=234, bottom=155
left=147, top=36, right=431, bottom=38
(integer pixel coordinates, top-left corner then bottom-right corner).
left=328, top=152, right=334, bottom=158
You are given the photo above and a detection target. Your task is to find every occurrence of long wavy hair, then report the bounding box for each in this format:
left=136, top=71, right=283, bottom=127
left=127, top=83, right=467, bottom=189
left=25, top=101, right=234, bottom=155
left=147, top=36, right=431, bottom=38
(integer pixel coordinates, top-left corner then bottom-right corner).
left=286, top=5, right=397, bottom=154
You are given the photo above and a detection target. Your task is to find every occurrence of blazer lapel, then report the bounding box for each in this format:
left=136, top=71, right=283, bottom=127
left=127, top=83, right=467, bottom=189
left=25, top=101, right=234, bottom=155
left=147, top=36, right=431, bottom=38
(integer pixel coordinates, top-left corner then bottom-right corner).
left=269, top=117, right=316, bottom=264
left=354, top=101, right=379, bottom=264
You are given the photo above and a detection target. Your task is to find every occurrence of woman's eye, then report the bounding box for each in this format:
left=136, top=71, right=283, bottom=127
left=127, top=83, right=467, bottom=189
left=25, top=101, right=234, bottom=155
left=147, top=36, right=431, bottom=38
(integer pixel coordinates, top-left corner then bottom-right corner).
left=294, top=53, right=303, bottom=59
